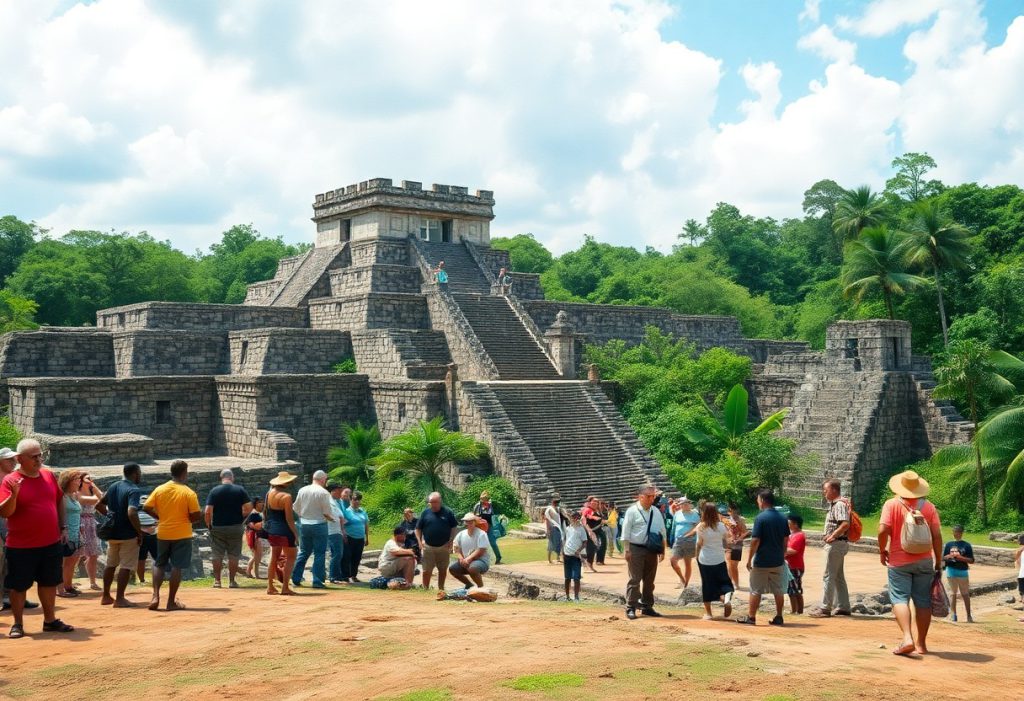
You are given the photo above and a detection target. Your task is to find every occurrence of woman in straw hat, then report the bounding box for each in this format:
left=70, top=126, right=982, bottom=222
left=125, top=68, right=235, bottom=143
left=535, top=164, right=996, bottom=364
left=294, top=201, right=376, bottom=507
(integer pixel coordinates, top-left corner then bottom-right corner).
left=264, top=472, right=299, bottom=596
left=878, top=470, right=943, bottom=656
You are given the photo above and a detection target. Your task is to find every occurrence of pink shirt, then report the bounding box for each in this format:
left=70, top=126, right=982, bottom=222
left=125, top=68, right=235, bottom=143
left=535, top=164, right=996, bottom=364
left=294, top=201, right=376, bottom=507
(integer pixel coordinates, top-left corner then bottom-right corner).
left=880, top=497, right=940, bottom=567
left=0, top=469, right=62, bottom=548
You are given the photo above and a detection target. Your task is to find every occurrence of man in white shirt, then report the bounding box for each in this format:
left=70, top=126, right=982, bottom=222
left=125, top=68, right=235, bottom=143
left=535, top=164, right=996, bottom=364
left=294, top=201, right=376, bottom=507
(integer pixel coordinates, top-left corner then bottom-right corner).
left=448, top=513, right=491, bottom=587
left=326, top=482, right=348, bottom=584
left=621, top=485, right=667, bottom=620
left=290, top=470, right=335, bottom=589
left=544, top=494, right=563, bottom=564
left=378, top=527, right=417, bottom=581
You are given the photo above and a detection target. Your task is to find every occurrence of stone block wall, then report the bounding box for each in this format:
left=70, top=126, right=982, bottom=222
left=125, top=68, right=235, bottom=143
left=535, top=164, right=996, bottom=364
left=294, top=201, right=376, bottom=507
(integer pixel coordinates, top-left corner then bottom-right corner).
left=228, top=328, right=352, bottom=374
left=745, top=340, right=811, bottom=363
left=38, top=432, right=154, bottom=467
left=349, top=239, right=410, bottom=267
left=97, top=302, right=306, bottom=332
left=747, top=375, right=800, bottom=422
left=112, top=330, right=227, bottom=377
left=308, top=293, right=430, bottom=331
left=275, top=254, right=306, bottom=279
left=509, top=273, right=544, bottom=300
left=524, top=301, right=745, bottom=351
left=369, top=380, right=449, bottom=439
left=9, top=376, right=217, bottom=456
left=0, top=330, right=114, bottom=378
left=329, top=264, right=422, bottom=296
left=214, top=374, right=372, bottom=468
left=243, top=280, right=280, bottom=305
left=762, top=351, right=826, bottom=376
left=827, top=320, right=913, bottom=371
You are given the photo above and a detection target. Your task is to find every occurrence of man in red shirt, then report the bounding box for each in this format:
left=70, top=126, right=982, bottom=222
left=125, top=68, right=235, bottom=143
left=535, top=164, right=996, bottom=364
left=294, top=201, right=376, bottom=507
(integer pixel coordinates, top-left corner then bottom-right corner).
left=0, top=439, right=75, bottom=638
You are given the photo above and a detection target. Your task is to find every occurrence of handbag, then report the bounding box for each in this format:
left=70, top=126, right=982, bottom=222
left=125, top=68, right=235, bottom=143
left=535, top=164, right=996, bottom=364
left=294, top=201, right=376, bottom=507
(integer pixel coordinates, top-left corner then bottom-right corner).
left=95, top=513, right=116, bottom=541
left=643, top=507, right=664, bottom=552
left=930, top=571, right=950, bottom=618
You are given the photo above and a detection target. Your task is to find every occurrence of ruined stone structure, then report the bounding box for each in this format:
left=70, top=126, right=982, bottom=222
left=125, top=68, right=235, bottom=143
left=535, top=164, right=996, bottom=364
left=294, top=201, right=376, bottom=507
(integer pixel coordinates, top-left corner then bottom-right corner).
left=0, top=178, right=971, bottom=509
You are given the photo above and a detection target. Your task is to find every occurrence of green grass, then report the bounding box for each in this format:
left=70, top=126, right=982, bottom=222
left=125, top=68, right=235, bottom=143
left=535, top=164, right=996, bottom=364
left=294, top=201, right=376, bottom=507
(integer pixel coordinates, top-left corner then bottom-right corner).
left=798, top=512, right=1018, bottom=549
left=504, top=673, right=585, bottom=691
left=494, top=537, right=549, bottom=564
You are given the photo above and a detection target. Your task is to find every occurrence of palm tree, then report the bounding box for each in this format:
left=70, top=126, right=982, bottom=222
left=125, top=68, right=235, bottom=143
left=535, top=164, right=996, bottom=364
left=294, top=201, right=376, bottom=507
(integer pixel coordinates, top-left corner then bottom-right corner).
left=685, top=384, right=789, bottom=452
left=326, top=422, right=382, bottom=487
left=833, top=185, right=886, bottom=241
left=933, top=343, right=1022, bottom=525
left=373, top=417, right=488, bottom=496
left=841, top=225, right=928, bottom=319
left=904, top=199, right=972, bottom=347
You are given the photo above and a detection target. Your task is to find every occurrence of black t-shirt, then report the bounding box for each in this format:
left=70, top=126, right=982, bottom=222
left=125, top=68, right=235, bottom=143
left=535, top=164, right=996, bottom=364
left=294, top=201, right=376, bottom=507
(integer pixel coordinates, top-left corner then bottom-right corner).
left=751, top=508, right=789, bottom=568
left=206, top=484, right=252, bottom=527
left=417, top=506, right=458, bottom=547
left=105, top=479, right=142, bottom=540
left=245, top=511, right=264, bottom=529
left=943, top=540, right=974, bottom=571
left=397, top=517, right=419, bottom=546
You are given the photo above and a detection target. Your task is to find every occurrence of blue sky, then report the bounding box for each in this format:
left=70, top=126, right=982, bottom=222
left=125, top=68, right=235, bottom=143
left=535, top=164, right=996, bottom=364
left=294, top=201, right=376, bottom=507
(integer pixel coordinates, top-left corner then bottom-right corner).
left=1, top=0, right=1023, bottom=255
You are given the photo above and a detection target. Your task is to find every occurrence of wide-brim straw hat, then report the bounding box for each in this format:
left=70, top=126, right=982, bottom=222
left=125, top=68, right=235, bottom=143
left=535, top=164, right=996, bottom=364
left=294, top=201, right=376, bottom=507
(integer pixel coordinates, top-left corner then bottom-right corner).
left=269, top=471, right=298, bottom=487
left=888, top=470, right=930, bottom=499
left=461, top=512, right=478, bottom=522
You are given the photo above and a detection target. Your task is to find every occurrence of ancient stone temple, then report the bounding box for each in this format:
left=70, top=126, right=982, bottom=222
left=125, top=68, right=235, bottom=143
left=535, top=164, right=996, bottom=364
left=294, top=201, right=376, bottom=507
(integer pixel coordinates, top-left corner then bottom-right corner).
left=0, top=178, right=971, bottom=509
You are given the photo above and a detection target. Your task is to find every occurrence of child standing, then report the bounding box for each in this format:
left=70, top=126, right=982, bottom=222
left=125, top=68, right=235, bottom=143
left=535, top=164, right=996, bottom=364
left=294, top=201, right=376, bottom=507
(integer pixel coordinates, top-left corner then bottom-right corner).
left=562, top=511, right=587, bottom=602
left=785, top=514, right=806, bottom=614
left=943, top=524, right=975, bottom=623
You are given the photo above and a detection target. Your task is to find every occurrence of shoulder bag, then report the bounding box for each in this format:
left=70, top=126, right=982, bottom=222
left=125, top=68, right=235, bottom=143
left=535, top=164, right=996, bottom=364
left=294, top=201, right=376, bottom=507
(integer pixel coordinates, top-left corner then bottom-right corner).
left=643, top=507, right=664, bottom=552
left=899, top=498, right=933, bottom=554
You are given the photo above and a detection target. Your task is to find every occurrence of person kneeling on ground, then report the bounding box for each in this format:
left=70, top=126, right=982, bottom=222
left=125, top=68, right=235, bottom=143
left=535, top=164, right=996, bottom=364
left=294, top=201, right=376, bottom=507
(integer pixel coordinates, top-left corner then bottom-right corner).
left=378, top=527, right=417, bottom=583
left=562, top=511, right=587, bottom=601
left=448, top=513, right=491, bottom=588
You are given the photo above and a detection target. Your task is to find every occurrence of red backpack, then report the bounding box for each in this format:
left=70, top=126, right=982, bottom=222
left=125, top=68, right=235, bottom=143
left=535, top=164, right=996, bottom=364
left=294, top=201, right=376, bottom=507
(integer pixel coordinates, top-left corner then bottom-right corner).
left=842, top=498, right=863, bottom=543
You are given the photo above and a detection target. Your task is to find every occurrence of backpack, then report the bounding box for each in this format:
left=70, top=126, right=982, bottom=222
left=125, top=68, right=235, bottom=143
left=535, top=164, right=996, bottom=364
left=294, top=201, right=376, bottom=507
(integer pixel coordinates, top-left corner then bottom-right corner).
left=898, top=498, right=933, bottom=554
left=842, top=498, right=863, bottom=543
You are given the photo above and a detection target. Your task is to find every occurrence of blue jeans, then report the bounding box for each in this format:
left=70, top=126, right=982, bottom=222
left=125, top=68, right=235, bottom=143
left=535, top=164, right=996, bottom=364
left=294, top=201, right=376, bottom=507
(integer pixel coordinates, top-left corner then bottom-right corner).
left=292, top=522, right=328, bottom=587
left=487, top=530, right=502, bottom=563
left=328, top=533, right=345, bottom=582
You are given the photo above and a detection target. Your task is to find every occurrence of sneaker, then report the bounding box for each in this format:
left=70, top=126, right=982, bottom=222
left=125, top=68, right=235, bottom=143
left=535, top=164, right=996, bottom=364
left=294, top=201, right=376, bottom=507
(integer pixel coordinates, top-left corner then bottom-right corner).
left=833, top=610, right=852, bottom=616
left=625, top=608, right=637, bottom=620
left=212, top=580, right=222, bottom=588
left=769, top=615, right=784, bottom=626
left=641, top=608, right=663, bottom=618
left=950, top=613, right=958, bottom=622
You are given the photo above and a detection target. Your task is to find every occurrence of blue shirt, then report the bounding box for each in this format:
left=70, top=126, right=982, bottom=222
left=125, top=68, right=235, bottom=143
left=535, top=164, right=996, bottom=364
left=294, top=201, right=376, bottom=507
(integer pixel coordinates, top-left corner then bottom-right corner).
left=343, top=507, right=369, bottom=538
left=673, top=510, right=700, bottom=542
left=105, top=479, right=142, bottom=540
left=943, top=540, right=973, bottom=574
left=751, top=508, right=789, bottom=568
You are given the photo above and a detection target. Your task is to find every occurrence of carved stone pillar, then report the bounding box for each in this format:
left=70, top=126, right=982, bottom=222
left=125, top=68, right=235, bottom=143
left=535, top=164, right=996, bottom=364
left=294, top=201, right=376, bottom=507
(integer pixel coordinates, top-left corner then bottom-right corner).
left=543, top=310, right=578, bottom=379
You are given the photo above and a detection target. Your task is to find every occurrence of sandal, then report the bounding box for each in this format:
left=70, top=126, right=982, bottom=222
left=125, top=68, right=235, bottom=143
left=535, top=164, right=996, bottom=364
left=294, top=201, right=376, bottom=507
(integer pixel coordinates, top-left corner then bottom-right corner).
left=734, top=615, right=756, bottom=625
left=57, top=589, right=79, bottom=598
left=9, top=623, right=25, bottom=639
left=42, top=619, right=75, bottom=633
left=769, top=615, right=784, bottom=626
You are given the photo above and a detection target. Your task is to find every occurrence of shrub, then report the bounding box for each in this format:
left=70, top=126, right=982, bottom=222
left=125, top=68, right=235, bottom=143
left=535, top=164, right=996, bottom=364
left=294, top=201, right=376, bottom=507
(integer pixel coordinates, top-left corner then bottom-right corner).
left=455, top=475, right=525, bottom=524
left=664, top=455, right=754, bottom=505
left=0, top=411, right=21, bottom=449
left=333, top=357, right=357, bottom=373
left=361, top=478, right=418, bottom=532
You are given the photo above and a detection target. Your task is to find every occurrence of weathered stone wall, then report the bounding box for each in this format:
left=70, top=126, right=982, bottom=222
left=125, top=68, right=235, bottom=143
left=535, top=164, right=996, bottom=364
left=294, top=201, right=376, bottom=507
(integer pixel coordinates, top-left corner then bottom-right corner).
left=329, top=264, right=422, bottom=296
left=351, top=329, right=451, bottom=380
left=349, top=239, right=410, bottom=267
left=0, top=330, right=114, bottom=378
left=38, top=432, right=154, bottom=467
left=744, top=340, right=811, bottom=363
left=827, top=320, right=913, bottom=371
left=747, top=375, right=800, bottom=422
left=369, top=380, right=449, bottom=439
left=243, top=280, right=280, bottom=305
left=112, top=330, right=227, bottom=377
left=9, top=376, right=217, bottom=456
left=524, top=301, right=745, bottom=351
left=214, top=374, right=372, bottom=469
left=308, top=293, right=430, bottom=331
left=762, top=351, right=826, bottom=376
left=275, top=254, right=306, bottom=279
left=228, top=328, right=352, bottom=375
left=509, top=273, right=544, bottom=300
left=97, top=302, right=306, bottom=332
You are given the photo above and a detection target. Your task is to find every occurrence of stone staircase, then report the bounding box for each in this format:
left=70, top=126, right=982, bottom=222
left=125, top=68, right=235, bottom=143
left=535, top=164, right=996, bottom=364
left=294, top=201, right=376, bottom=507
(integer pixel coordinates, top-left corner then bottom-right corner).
left=911, top=371, right=975, bottom=446
left=781, top=370, right=888, bottom=505
left=469, top=381, right=674, bottom=508
left=416, top=241, right=491, bottom=293
left=453, top=294, right=559, bottom=380
left=269, top=243, right=349, bottom=307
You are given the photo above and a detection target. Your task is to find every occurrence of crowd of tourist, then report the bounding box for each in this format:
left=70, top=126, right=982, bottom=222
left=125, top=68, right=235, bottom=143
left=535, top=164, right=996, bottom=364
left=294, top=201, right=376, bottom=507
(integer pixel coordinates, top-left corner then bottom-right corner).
left=0, top=436, right=1021, bottom=651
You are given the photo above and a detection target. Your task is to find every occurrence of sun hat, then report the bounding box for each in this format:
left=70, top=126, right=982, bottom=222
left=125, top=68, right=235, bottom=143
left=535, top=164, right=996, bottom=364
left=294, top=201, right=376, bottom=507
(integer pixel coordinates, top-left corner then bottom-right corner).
left=888, top=470, right=930, bottom=499
left=269, top=471, right=298, bottom=486
left=461, top=512, right=478, bottom=522
left=676, top=496, right=692, bottom=505
left=0, top=447, right=19, bottom=460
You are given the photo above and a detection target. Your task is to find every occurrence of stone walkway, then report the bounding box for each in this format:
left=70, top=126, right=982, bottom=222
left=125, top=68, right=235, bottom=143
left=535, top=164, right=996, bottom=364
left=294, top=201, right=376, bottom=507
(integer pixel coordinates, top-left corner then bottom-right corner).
left=501, top=545, right=1017, bottom=607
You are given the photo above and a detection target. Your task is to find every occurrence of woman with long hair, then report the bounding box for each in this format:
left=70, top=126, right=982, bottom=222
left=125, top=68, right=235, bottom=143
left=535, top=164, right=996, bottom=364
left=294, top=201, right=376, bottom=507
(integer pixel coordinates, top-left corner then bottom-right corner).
left=244, top=495, right=268, bottom=579
left=695, top=501, right=735, bottom=620
left=76, top=473, right=104, bottom=590
left=263, top=473, right=299, bottom=595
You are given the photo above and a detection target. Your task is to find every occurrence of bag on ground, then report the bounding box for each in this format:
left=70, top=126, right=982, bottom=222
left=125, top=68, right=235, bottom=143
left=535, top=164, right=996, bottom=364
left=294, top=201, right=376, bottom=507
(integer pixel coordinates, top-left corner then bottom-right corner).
left=900, top=499, right=933, bottom=554
left=467, top=586, right=498, bottom=602
left=931, top=572, right=950, bottom=618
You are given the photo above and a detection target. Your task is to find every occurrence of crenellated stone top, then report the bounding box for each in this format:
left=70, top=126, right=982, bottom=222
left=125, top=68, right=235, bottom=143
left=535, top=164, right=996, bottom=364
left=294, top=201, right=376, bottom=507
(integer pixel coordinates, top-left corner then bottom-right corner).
left=313, top=178, right=495, bottom=220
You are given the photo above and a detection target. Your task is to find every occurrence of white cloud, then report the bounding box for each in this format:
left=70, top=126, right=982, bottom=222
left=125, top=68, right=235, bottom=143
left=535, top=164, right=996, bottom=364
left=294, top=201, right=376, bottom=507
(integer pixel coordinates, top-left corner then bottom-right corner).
left=0, top=0, right=1023, bottom=258
left=798, top=25, right=857, bottom=64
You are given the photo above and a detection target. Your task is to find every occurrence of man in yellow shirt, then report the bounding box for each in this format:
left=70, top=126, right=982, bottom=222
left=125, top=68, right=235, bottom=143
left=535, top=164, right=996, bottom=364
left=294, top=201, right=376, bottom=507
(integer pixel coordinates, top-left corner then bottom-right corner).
left=143, top=460, right=200, bottom=611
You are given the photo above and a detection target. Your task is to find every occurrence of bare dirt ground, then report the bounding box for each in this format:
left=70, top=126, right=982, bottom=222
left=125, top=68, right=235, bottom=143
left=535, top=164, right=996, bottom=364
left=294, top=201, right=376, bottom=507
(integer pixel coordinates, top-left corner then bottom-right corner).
left=2, top=574, right=1022, bottom=701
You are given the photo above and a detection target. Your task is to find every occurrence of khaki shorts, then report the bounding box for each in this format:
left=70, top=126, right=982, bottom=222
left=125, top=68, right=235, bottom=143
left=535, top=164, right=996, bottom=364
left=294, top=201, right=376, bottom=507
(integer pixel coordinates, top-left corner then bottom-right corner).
left=947, top=575, right=970, bottom=597
left=106, top=538, right=141, bottom=571
left=749, top=565, right=785, bottom=596
left=421, top=544, right=451, bottom=574
left=379, top=558, right=411, bottom=578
